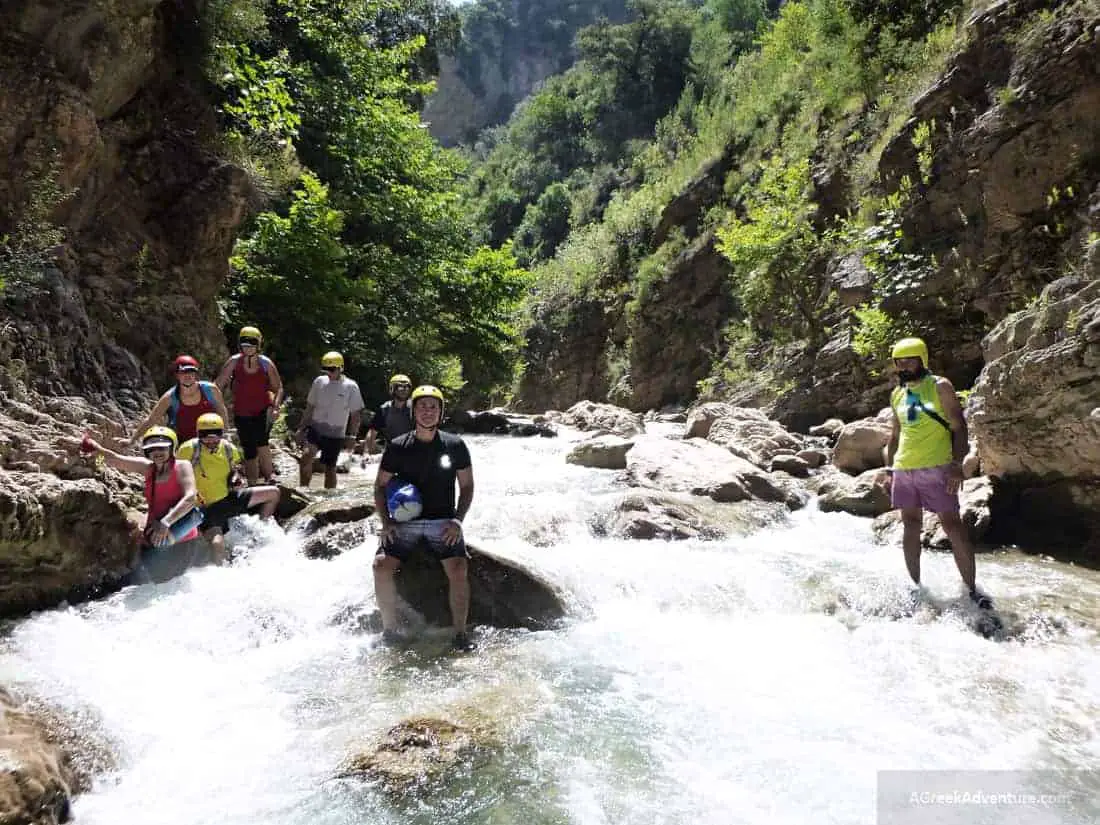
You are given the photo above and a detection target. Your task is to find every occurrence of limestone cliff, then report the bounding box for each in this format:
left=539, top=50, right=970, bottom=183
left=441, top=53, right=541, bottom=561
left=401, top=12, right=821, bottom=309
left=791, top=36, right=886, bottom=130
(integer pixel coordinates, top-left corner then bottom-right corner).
left=0, top=0, right=254, bottom=614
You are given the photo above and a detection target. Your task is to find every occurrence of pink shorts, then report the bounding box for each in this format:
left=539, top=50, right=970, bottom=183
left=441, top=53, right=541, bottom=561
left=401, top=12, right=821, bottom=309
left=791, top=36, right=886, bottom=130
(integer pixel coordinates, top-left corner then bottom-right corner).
left=891, top=464, right=959, bottom=514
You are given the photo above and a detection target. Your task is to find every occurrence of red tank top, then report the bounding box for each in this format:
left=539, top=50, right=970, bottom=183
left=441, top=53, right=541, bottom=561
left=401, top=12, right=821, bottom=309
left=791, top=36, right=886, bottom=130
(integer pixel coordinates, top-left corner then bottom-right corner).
left=144, top=461, right=199, bottom=541
left=232, top=355, right=273, bottom=416
left=173, top=388, right=216, bottom=442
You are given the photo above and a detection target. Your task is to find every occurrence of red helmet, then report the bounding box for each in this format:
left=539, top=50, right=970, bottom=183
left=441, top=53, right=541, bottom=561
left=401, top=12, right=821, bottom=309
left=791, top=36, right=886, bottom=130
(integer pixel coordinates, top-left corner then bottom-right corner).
left=174, top=355, right=199, bottom=372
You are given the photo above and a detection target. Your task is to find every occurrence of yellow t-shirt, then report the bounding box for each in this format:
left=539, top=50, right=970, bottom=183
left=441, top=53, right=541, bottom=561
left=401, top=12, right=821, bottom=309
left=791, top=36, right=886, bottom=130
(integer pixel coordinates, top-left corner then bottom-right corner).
left=177, top=438, right=242, bottom=505
left=890, top=374, right=954, bottom=470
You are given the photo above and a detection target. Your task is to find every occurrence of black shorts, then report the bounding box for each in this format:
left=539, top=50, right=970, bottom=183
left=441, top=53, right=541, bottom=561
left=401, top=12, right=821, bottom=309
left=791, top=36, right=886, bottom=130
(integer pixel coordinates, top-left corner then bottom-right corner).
left=235, top=412, right=271, bottom=459
left=305, top=426, right=343, bottom=466
left=201, top=489, right=256, bottom=533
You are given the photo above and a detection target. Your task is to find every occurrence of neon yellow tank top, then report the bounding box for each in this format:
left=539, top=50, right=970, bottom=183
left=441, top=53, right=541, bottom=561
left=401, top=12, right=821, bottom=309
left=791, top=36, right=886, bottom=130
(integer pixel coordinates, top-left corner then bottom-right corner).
left=890, top=374, right=953, bottom=470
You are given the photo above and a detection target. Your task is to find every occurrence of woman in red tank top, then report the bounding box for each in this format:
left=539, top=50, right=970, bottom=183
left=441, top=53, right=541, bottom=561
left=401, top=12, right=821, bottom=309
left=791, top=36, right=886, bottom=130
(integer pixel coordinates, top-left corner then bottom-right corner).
left=79, top=427, right=200, bottom=548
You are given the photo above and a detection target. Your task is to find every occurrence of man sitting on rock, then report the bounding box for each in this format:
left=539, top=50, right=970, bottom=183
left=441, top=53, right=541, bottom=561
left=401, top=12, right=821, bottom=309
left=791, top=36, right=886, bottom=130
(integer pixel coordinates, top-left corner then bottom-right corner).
left=177, top=412, right=280, bottom=562
left=876, top=337, right=992, bottom=609
left=372, top=385, right=476, bottom=651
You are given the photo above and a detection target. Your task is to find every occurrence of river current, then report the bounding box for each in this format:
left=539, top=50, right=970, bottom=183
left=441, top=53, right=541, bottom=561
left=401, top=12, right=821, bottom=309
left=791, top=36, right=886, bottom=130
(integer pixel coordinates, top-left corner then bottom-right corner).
left=1, top=422, right=1098, bottom=824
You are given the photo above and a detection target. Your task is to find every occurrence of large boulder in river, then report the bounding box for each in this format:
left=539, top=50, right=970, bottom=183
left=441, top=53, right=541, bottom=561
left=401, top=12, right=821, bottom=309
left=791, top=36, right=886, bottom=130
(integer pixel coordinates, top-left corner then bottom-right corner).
left=831, top=412, right=892, bottom=474
left=624, top=436, right=807, bottom=509
left=814, top=468, right=892, bottom=517
left=565, top=434, right=635, bottom=469
left=0, top=688, right=79, bottom=825
left=286, top=489, right=375, bottom=532
left=394, top=541, right=567, bottom=631
left=590, top=490, right=726, bottom=541
left=560, top=401, right=645, bottom=437
left=968, top=276, right=1100, bottom=547
left=704, top=407, right=806, bottom=469
left=0, top=471, right=139, bottom=617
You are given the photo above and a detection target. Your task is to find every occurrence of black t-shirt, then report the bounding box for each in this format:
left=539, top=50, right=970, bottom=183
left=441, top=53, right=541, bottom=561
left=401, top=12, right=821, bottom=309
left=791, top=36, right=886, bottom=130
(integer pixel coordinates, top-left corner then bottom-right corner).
left=380, top=430, right=471, bottom=519
left=370, top=401, right=413, bottom=441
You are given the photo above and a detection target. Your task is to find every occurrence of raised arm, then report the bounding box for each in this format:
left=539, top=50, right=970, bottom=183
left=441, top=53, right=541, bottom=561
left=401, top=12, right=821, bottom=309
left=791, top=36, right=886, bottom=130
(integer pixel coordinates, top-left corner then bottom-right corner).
left=130, top=391, right=173, bottom=446
left=81, top=437, right=153, bottom=474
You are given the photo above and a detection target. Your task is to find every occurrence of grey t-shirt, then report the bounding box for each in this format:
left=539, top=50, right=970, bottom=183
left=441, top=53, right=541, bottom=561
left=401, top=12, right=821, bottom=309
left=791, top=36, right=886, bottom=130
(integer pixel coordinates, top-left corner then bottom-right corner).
left=306, top=375, right=365, bottom=439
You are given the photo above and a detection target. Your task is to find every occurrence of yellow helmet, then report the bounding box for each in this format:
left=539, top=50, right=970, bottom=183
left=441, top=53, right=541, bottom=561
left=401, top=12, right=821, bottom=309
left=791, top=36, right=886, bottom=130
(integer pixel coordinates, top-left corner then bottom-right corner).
left=389, top=373, right=411, bottom=387
left=410, top=384, right=445, bottom=410
left=321, top=351, right=344, bottom=368
left=891, top=337, right=928, bottom=367
left=141, top=425, right=178, bottom=453
left=238, top=326, right=262, bottom=345
left=197, top=412, right=225, bottom=433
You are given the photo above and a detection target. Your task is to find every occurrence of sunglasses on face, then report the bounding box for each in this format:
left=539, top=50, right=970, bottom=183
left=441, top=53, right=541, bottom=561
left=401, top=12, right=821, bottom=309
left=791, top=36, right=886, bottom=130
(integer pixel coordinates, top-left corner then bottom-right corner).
left=198, top=429, right=224, bottom=439
left=324, top=366, right=340, bottom=372
left=143, top=445, right=170, bottom=455
left=393, top=383, right=411, bottom=390
left=239, top=339, right=260, bottom=347
left=177, top=368, right=198, bottom=375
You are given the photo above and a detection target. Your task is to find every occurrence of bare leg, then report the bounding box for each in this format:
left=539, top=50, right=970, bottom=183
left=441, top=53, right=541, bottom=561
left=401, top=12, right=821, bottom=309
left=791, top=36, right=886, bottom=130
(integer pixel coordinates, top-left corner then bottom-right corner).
left=323, top=464, right=338, bottom=489
left=441, top=556, right=470, bottom=636
left=938, top=510, right=976, bottom=591
left=244, top=457, right=260, bottom=486
left=298, top=451, right=314, bottom=488
left=900, top=507, right=924, bottom=586
left=257, top=445, right=275, bottom=482
left=247, top=487, right=280, bottom=519
left=372, top=553, right=402, bottom=631
left=206, top=529, right=227, bottom=565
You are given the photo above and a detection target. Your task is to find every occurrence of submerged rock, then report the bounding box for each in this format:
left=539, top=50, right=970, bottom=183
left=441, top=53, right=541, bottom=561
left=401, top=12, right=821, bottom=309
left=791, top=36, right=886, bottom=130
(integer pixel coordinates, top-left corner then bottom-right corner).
left=591, top=490, right=726, bottom=541
left=0, top=688, right=80, bottom=825
left=337, top=716, right=499, bottom=793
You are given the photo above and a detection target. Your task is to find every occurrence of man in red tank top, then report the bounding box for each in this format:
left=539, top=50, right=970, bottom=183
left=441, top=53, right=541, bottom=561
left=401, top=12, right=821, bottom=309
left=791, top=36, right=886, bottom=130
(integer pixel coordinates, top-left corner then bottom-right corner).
left=216, top=325, right=284, bottom=485
left=131, top=355, right=229, bottom=444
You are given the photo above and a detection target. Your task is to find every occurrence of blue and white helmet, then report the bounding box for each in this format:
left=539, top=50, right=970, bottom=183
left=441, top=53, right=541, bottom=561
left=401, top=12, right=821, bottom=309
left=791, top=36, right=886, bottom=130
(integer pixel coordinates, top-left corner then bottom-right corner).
left=386, top=480, right=423, bottom=523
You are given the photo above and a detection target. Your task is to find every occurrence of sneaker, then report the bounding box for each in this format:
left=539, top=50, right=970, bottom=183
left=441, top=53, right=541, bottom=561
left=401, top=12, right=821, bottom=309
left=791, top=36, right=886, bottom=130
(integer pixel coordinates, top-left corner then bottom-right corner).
left=452, top=632, right=476, bottom=652
left=969, top=589, right=994, bottom=610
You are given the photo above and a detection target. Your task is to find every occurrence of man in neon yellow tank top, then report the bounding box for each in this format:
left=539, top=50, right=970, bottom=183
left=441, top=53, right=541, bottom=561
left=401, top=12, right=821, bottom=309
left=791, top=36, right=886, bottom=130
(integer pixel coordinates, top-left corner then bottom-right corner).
left=879, top=337, right=993, bottom=609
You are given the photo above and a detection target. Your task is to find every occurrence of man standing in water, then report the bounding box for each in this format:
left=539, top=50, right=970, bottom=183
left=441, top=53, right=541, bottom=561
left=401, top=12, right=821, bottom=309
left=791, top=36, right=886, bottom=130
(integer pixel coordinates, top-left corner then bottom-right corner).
left=877, top=337, right=992, bottom=609
left=295, top=351, right=364, bottom=489
left=372, top=385, right=476, bottom=651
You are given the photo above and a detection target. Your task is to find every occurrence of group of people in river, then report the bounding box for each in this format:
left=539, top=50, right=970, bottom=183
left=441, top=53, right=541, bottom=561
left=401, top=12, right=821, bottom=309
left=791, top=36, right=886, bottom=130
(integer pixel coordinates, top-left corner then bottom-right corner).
left=73, top=325, right=479, bottom=651
left=66, top=330, right=990, bottom=654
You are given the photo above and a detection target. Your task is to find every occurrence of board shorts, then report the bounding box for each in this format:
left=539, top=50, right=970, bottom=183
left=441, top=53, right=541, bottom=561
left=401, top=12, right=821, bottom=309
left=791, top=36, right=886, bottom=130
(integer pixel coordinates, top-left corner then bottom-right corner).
left=200, top=489, right=258, bottom=533
left=304, top=426, right=343, bottom=467
left=234, top=412, right=271, bottom=460
left=377, top=518, right=469, bottom=561
left=891, top=463, right=959, bottom=514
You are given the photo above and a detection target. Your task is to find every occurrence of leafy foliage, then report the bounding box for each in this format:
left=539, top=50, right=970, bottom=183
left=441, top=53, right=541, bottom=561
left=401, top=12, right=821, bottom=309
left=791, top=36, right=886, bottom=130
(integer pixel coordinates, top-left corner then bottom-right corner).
left=202, top=0, right=529, bottom=406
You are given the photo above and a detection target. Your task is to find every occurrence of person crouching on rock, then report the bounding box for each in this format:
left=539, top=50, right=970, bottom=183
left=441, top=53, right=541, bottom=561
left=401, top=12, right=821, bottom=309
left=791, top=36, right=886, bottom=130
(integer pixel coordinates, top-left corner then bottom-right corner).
left=372, top=385, right=476, bottom=652
left=177, top=412, right=280, bottom=562
left=79, top=426, right=202, bottom=578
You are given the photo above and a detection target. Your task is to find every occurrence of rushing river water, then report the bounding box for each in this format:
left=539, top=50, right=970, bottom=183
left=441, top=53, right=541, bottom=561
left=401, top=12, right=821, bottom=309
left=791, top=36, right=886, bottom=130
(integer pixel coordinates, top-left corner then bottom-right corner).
left=2, top=423, right=1099, bottom=824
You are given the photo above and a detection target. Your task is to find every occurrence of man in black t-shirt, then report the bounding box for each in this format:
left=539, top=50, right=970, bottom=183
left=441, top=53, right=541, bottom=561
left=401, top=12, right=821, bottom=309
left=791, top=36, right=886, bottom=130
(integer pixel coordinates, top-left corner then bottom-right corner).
left=373, top=384, right=476, bottom=651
